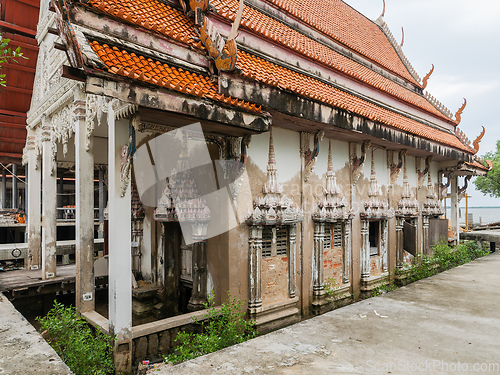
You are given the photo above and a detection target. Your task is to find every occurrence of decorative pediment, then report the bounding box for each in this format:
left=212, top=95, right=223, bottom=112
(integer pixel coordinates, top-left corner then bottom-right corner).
left=361, top=149, right=394, bottom=219
left=246, top=130, right=302, bottom=225
left=422, top=174, right=444, bottom=216
left=154, top=133, right=211, bottom=224
left=395, top=156, right=418, bottom=217
left=313, top=141, right=353, bottom=222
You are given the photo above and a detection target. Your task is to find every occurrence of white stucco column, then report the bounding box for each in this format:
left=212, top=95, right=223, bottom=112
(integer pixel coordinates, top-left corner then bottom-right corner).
left=74, top=94, right=95, bottom=313
left=26, top=132, right=41, bottom=270
left=107, top=102, right=132, bottom=373
left=343, top=220, right=351, bottom=284
left=11, top=164, right=17, bottom=209
left=313, top=222, right=324, bottom=295
left=450, top=174, right=459, bottom=242
left=288, top=224, right=297, bottom=298
left=41, top=121, right=57, bottom=279
left=360, top=219, right=370, bottom=279
left=248, top=225, right=263, bottom=312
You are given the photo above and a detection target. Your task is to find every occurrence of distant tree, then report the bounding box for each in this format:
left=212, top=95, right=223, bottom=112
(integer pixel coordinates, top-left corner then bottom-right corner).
left=0, top=34, right=26, bottom=87
left=474, top=140, right=500, bottom=198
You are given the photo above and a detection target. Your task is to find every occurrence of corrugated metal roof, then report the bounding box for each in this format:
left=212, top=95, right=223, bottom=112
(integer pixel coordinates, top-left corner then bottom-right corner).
left=0, top=0, right=39, bottom=162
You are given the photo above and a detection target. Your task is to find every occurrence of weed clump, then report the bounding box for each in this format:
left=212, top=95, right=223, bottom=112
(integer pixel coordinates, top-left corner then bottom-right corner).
left=37, top=301, right=114, bottom=375
left=166, top=292, right=257, bottom=365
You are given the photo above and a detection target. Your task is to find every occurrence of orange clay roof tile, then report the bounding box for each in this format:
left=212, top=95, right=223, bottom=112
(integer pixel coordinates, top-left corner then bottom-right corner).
left=89, top=40, right=262, bottom=114
left=265, top=0, right=415, bottom=84
left=88, top=0, right=448, bottom=121
left=236, top=50, right=470, bottom=152
left=209, top=0, right=449, bottom=122
left=87, top=0, right=202, bottom=48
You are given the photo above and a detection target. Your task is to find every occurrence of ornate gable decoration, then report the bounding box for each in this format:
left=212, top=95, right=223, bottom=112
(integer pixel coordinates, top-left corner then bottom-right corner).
left=395, top=156, right=419, bottom=217
left=422, top=174, right=444, bottom=216
left=245, top=131, right=303, bottom=226
left=183, top=0, right=244, bottom=73
left=313, top=141, right=353, bottom=222
left=361, top=149, right=394, bottom=220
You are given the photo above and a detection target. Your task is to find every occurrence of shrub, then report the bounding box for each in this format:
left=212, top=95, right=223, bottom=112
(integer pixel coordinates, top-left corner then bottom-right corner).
left=371, top=241, right=490, bottom=297
left=166, top=292, right=257, bottom=364
left=37, top=301, right=114, bottom=375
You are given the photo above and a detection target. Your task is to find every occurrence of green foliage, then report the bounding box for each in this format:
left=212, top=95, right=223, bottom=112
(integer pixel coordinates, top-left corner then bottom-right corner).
left=36, top=301, right=115, bottom=375
left=371, top=241, right=490, bottom=297
left=166, top=292, right=258, bottom=365
left=474, top=140, right=500, bottom=198
left=0, top=34, right=27, bottom=87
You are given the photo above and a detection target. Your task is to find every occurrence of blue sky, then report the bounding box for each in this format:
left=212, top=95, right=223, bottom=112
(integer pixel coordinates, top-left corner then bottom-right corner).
left=343, top=0, right=500, bottom=207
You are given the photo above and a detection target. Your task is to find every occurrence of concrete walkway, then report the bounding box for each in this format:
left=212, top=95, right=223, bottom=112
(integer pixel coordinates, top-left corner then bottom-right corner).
left=153, top=252, right=500, bottom=374
left=0, top=292, right=72, bottom=375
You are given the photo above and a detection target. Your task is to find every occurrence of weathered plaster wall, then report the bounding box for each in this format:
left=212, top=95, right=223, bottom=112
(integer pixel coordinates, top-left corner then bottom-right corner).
left=324, top=246, right=343, bottom=286
left=262, top=255, right=289, bottom=303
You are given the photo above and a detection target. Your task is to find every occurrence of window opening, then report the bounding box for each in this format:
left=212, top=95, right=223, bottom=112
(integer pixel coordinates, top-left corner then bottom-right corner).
left=369, top=221, right=380, bottom=256
left=333, top=222, right=342, bottom=248
left=262, top=227, right=272, bottom=258
left=324, top=225, right=332, bottom=250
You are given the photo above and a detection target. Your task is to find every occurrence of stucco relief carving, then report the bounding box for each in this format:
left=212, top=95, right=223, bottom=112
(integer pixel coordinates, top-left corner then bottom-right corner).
left=422, top=174, right=444, bottom=217
left=350, top=140, right=370, bottom=185
left=388, top=149, right=406, bottom=185
left=458, top=175, right=472, bottom=202
left=395, top=156, right=419, bottom=217
left=302, top=130, right=324, bottom=182
left=416, top=156, right=433, bottom=188
left=85, top=94, right=110, bottom=151
left=362, top=149, right=394, bottom=220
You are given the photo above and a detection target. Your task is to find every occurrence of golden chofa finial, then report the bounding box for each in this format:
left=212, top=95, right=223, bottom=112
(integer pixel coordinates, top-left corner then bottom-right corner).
left=400, top=27, right=404, bottom=47
left=472, top=126, right=486, bottom=154
left=455, top=98, right=467, bottom=124
left=380, top=0, right=386, bottom=17
left=422, top=64, right=434, bottom=90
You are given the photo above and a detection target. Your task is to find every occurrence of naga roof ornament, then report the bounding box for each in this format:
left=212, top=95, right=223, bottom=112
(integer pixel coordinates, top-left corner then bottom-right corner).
left=400, top=27, right=404, bottom=47
left=187, top=0, right=244, bottom=73
left=245, top=130, right=303, bottom=226
left=313, top=141, right=353, bottom=223
left=455, top=98, right=467, bottom=125
left=472, top=126, right=486, bottom=154
left=421, top=64, right=434, bottom=90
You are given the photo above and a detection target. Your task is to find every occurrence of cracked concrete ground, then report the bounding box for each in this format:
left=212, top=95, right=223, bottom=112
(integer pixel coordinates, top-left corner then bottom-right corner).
left=0, top=292, right=72, bottom=375
left=152, top=252, right=500, bottom=374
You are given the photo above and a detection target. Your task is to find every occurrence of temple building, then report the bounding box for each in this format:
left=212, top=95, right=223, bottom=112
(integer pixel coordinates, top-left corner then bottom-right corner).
left=24, top=0, right=490, bottom=371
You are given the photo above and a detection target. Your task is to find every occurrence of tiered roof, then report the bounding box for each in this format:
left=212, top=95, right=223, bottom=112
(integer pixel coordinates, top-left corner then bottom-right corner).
left=69, top=0, right=475, bottom=154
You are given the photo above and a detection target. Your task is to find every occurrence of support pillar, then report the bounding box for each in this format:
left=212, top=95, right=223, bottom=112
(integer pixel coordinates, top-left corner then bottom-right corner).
left=27, top=133, right=41, bottom=269
left=24, top=167, right=28, bottom=218
left=107, top=102, right=132, bottom=374
left=1, top=168, right=6, bottom=208
left=381, top=220, right=388, bottom=273
left=58, top=170, right=64, bottom=219
left=98, top=168, right=104, bottom=238
left=450, top=174, right=459, bottom=243
left=248, top=225, right=263, bottom=312
left=422, top=216, right=430, bottom=255
left=41, top=123, right=57, bottom=279
left=360, top=219, right=370, bottom=279
left=188, top=238, right=207, bottom=311
left=395, top=217, right=404, bottom=267
left=313, top=222, right=324, bottom=295
left=343, top=220, right=351, bottom=284
left=288, top=224, right=297, bottom=298
left=12, top=164, right=17, bottom=209
left=75, top=94, right=95, bottom=313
